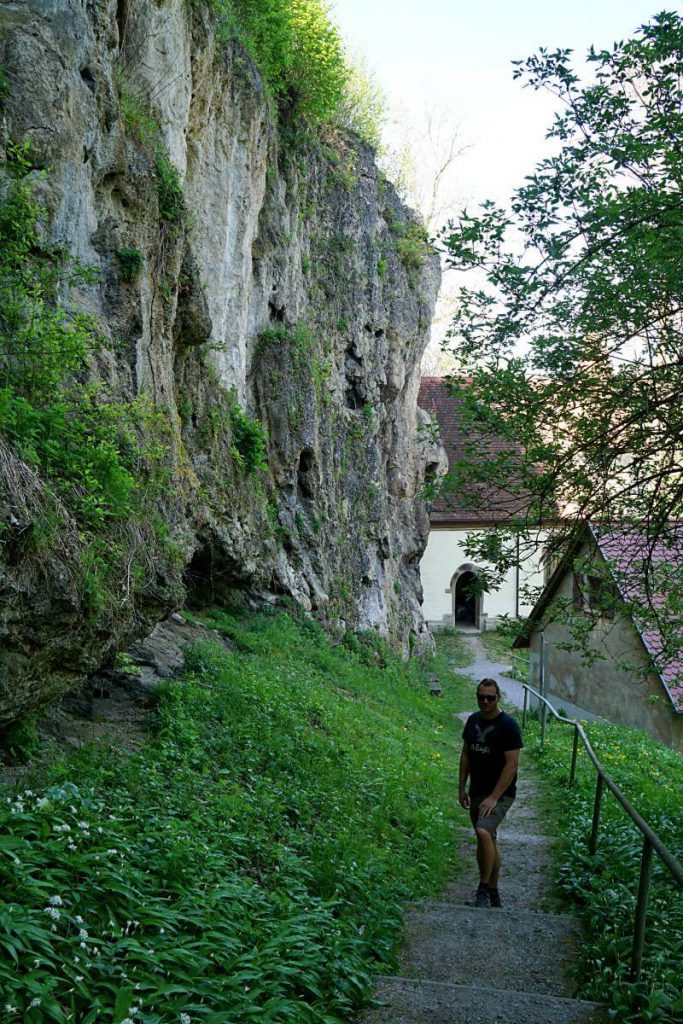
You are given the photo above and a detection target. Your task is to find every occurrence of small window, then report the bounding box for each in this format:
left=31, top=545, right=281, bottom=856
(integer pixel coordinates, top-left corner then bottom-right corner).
left=573, top=571, right=616, bottom=619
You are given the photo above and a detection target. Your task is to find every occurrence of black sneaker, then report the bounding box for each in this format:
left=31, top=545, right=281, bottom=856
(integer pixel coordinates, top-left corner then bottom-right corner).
left=488, top=887, right=502, bottom=908
left=475, top=884, right=490, bottom=908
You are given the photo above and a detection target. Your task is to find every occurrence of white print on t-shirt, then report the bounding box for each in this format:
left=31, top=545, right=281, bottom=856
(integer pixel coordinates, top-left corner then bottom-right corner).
left=471, top=722, right=496, bottom=754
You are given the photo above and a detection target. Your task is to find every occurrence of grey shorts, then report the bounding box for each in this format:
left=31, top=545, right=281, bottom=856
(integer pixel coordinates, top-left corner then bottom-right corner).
left=469, top=795, right=514, bottom=836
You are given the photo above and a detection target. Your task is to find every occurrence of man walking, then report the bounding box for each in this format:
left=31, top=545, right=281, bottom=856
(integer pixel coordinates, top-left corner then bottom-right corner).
left=459, top=678, right=523, bottom=908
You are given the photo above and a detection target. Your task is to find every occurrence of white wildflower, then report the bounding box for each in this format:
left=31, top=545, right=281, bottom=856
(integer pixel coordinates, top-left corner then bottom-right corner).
left=54, top=823, right=71, bottom=833
left=4, top=1004, right=17, bottom=1014
left=67, top=843, right=77, bottom=852
left=75, top=915, right=84, bottom=924
left=29, top=998, right=42, bottom=1008
left=79, top=928, right=89, bottom=940
left=48, top=895, right=64, bottom=906
left=75, top=975, right=84, bottom=982
left=179, top=1014, right=192, bottom=1024
left=45, top=907, right=61, bottom=921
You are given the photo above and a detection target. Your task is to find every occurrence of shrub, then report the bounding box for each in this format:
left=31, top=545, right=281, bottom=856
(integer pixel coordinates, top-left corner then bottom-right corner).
left=229, top=396, right=268, bottom=473
left=209, top=0, right=343, bottom=124
left=115, top=247, right=144, bottom=283
left=155, top=153, right=184, bottom=223
left=209, top=0, right=383, bottom=144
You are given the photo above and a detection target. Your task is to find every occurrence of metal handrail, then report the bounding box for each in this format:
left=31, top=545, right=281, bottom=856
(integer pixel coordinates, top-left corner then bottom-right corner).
left=521, top=683, right=683, bottom=982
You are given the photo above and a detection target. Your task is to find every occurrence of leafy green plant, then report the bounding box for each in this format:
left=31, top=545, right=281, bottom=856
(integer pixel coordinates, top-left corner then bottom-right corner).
left=526, top=717, right=682, bottom=1023
left=0, top=140, right=149, bottom=529
left=211, top=0, right=347, bottom=129
left=0, top=716, right=40, bottom=765
left=393, top=221, right=432, bottom=273
left=0, top=67, right=9, bottom=108
left=0, top=609, right=473, bottom=1022
left=229, top=397, right=268, bottom=473
left=155, top=153, right=184, bottom=223
left=115, top=247, right=144, bottom=283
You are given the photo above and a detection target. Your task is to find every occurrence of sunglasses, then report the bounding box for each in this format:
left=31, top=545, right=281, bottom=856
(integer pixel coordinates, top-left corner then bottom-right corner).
left=477, top=693, right=498, bottom=703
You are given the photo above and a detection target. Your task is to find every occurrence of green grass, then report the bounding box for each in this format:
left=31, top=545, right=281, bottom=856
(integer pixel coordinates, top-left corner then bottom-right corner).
left=479, top=627, right=515, bottom=663
left=0, top=609, right=473, bottom=1023
left=434, top=628, right=475, bottom=669
left=524, top=716, right=683, bottom=1024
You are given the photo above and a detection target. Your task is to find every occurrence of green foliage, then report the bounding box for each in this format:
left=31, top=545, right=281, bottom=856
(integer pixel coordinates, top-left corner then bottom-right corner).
left=0, top=140, right=153, bottom=530
left=526, top=717, right=682, bottom=1023
left=0, top=67, right=9, bottom=108
left=115, top=247, right=144, bottom=283
left=207, top=0, right=384, bottom=144
left=335, top=52, right=386, bottom=149
left=256, top=322, right=314, bottom=368
left=392, top=220, right=432, bottom=275
left=0, top=717, right=40, bottom=765
left=155, top=153, right=184, bottom=224
left=117, top=78, right=184, bottom=226
left=439, top=13, right=683, bottom=620
left=0, top=609, right=472, bottom=1022
left=229, top=396, right=268, bottom=473
left=211, top=0, right=346, bottom=126
left=377, top=256, right=387, bottom=278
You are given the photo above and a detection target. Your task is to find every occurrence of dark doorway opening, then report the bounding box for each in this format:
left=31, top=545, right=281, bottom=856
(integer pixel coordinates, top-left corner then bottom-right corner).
left=455, top=570, right=477, bottom=625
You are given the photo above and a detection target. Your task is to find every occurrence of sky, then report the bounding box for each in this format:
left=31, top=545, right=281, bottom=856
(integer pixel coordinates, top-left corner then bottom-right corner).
left=331, top=1, right=677, bottom=214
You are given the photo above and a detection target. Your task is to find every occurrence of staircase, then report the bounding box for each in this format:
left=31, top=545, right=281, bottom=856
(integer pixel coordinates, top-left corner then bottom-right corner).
left=362, top=777, right=608, bottom=1024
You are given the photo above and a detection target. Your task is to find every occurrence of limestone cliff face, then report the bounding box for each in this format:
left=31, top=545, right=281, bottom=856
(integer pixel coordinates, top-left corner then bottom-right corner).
left=0, top=0, right=440, bottom=722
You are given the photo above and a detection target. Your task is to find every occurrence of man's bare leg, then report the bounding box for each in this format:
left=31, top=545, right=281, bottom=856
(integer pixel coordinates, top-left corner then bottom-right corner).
left=475, top=827, right=497, bottom=884
left=489, top=838, right=501, bottom=887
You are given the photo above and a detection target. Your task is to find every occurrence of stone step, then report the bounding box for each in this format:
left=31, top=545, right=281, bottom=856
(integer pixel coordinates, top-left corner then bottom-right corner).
left=364, top=976, right=608, bottom=1024
left=399, top=904, right=583, bottom=996
left=444, top=834, right=557, bottom=910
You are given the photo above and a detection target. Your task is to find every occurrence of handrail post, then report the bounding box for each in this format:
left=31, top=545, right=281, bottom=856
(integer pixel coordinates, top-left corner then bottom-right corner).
left=522, top=686, right=528, bottom=731
left=540, top=634, right=548, bottom=749
left=589, top=774, right=604, bottom=855
left=569, top=726, right=579, bottom=787
left=631, top=837, right=653, bottom=981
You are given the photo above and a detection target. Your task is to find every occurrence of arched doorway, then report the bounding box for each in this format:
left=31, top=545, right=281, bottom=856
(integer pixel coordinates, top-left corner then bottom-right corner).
left=451, top=564, right=484, bottom=629
left=455, top=571, right=477, bottom=625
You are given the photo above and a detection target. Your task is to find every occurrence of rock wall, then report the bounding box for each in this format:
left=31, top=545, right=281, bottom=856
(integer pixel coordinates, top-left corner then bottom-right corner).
left=0, top=0, right=440, bottom=723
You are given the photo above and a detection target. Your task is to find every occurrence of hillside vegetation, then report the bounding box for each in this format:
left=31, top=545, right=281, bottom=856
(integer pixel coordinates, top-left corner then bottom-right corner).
left=526, top=717, right=683, bottom=1024
left=0, top=610, right=470, bottom=1023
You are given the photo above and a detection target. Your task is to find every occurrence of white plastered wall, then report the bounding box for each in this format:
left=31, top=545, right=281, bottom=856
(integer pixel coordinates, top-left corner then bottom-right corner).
left=420, top=527, right=546, bottom=628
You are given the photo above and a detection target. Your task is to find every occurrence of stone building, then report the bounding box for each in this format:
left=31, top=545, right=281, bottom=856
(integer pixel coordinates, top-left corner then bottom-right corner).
left=515, top=524, right=683, bottom=752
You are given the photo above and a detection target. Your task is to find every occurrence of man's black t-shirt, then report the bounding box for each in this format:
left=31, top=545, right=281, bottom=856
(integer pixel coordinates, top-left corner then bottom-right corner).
left=462, top=710, right=523, bottom=798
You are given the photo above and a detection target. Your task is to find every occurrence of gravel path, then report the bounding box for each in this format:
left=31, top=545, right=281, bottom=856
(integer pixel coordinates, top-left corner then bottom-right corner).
left=462, top=631, right=526, bottom=709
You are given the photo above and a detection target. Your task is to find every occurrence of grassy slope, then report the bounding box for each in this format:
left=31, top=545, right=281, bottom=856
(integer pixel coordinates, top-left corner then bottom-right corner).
left=524, top=717, right=682, bottom=1024
left=0, top=609, right=473, bottom=1024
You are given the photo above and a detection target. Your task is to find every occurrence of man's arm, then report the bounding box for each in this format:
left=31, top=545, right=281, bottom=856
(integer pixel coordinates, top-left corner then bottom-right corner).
left=478, top=748, right=520, bottom=816
left=458, top=742, right=470, bottom=809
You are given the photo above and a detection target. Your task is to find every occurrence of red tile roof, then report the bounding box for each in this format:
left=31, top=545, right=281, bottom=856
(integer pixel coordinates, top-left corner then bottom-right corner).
left=516, top=522, right=683, bottom=712
left=418, top=376, right=528, bottom=524
left=594, top=526, right=683, bottom=712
